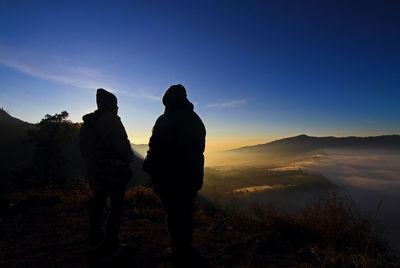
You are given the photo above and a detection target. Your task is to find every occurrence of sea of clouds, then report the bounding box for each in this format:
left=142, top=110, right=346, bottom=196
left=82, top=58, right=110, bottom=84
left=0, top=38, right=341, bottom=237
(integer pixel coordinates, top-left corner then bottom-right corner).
left=301, top=149, right=400, bottom=251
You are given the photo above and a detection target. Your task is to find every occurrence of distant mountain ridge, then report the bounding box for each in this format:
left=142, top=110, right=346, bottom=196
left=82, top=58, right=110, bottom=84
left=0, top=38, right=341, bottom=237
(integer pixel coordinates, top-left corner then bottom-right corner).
left=230, top=134, right=400, bottom=155
left=0, top=108, right=32, bottom=125
left=0, top=108, right=34, bottom=140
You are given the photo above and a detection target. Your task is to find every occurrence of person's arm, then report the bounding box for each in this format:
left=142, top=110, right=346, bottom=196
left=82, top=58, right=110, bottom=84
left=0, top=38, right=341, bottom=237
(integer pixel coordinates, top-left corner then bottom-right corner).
left=143, top=115, right=170, bottom=174
left=199, top=118, right=206, bottom=154
left=193, top=112, right=206, bottom=154
left=98, top=113, right=133, bottom=163
left=148, top=116, right=166, bottom=152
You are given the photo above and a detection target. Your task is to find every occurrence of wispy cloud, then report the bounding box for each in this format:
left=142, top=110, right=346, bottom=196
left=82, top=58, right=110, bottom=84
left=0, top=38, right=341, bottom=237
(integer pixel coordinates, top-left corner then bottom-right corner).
left=117, top=89, right=161, bottom=101
left=0, top=58, right=110, bottom=89
left=206, top=98, right=251, bottom=108
left=0, top=46, right=159, bottom=101
left=0, top=48, right=117, bottom=89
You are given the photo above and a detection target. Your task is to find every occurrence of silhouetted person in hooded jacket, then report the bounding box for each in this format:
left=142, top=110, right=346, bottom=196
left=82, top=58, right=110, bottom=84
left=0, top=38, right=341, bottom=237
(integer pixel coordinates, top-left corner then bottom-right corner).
left=143, top=84, right=206, bottom=262
left=79, top=88, right=133, bottom=256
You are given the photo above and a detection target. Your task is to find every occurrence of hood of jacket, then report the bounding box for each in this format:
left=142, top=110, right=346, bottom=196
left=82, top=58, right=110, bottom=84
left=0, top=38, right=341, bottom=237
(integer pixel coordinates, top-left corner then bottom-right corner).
left=164, top=98, right=194, bottom=114
left=96, top=88, right=118, bottom=112
left=162, top=84, right=194, bottom=113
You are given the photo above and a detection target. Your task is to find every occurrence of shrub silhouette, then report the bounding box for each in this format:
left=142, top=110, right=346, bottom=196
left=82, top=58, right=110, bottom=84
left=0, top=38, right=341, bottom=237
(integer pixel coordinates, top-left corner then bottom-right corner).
left=15, top=111, right=80, bottom=188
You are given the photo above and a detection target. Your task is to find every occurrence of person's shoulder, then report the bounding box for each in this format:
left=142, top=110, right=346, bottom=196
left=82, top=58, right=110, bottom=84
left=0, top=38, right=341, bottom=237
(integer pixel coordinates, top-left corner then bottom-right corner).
left=192, top=110, right=201, bottom=118
left=82, top=112, right=93, bottom=122
left=154, top=113, right=167, bottom=124
left=82, top=111, right=97, bottom=124
left=191, top=111, right=205, bottom=131
left=95, top=112, right=122, bottom=134
left=192, top=111, right=204, bottom=123
left=98, top=111, right=120, bottom=122
left=156, top=113, right=185, bottom=133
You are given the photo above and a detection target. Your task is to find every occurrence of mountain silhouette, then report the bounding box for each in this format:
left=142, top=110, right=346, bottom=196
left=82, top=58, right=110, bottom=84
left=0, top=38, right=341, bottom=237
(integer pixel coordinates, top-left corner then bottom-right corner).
left=0, top=108, right=34, bottom=141
left=0, top=109, right=36, bottom=193
left=230, top=134, right=400, bottom=156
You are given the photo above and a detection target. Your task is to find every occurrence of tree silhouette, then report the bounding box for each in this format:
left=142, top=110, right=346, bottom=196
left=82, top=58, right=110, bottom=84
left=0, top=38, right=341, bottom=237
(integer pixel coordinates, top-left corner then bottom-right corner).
left=26, top=111, right=80, bottom=185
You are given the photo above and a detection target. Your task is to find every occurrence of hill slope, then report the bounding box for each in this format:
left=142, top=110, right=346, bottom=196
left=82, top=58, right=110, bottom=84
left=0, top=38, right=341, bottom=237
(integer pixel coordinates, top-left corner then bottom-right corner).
left=230, top=134, right=400, bottom=156
left=0, top=109, right=36, bottom=193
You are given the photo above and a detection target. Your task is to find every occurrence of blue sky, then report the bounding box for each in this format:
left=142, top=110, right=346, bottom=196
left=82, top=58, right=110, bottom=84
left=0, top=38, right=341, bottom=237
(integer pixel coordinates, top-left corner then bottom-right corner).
left=1, top=0, right=399, bottom=150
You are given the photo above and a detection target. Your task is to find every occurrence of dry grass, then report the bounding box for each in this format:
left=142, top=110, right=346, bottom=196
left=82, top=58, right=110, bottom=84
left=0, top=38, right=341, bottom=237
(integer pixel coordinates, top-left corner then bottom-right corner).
left=244, top=192, right=393, bottom=266
left=2, top=183, right=398, bottom=267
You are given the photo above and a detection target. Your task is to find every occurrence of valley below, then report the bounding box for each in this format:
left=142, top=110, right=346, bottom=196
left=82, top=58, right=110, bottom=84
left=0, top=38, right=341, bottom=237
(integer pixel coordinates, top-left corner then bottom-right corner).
left=203, top=148, right=400, bottom=252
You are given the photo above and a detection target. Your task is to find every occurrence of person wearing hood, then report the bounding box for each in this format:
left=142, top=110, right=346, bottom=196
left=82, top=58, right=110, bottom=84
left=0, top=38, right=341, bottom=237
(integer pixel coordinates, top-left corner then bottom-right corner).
left=143, top=84, right=206, bottom=263
left=79, top=88, right=133, bottom=256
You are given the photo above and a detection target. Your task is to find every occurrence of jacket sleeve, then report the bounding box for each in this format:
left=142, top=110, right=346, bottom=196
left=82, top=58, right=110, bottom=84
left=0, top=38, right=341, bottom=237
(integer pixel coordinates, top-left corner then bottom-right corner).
left=148, top=116, right=167, bottom=152
left=197, top=114, right=206, bottom=154
left=143, top=115, right=170, bottom=174
left=98, top=113, right=133, bottom=163
left=112, top=117, right=133, bottom=163
left=79, top=123, right=94, bottom=158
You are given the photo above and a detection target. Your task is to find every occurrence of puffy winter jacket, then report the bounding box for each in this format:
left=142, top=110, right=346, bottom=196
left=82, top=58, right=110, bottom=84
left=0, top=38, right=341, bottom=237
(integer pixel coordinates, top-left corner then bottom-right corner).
left=80, top=110, right=133, bottom=191
left=143, top=99, right=206, bottom=194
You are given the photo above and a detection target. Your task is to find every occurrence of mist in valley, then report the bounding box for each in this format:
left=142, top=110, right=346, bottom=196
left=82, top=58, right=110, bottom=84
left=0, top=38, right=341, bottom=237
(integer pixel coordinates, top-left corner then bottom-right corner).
left=200, top=148, right=337, bottom=213
left=299, top=149, right=400, bottom=250
left=201, top=147, right=400, bottom=250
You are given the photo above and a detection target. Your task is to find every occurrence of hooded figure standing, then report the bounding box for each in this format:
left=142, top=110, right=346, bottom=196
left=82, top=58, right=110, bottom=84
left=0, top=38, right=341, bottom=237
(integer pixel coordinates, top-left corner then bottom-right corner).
left=79, top=88, right=133, bottom=255
left=143, top=84, right=206, bottom=262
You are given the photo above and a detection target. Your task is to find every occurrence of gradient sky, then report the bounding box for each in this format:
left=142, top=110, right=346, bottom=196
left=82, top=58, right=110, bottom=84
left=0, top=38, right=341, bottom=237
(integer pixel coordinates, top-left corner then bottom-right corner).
left=1, top=0, right=399, bottom=151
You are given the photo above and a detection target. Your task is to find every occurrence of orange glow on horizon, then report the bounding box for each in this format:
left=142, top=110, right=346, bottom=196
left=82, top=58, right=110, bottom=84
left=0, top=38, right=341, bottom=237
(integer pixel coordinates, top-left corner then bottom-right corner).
left=204, top=135, right=280, bottom=152
left=128, top=131, right=283, bottom=152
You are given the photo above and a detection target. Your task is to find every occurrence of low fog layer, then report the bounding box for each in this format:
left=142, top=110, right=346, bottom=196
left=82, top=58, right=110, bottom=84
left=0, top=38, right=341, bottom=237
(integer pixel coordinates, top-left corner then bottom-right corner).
left=299, top=149, right=400, bottom=251
left=199, top=166, right=336, bottom=215
left=202, top=148, right=400, bottom=251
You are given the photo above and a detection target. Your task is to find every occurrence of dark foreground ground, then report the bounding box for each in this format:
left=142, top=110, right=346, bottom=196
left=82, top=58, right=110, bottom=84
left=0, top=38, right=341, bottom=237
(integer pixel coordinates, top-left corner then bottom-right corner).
left=0, top=183, right=397, bottom=267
